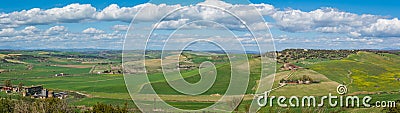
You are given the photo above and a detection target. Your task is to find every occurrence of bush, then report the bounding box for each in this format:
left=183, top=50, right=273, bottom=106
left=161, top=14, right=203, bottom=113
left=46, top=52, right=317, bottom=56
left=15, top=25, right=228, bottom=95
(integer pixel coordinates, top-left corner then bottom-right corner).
left=87, top=102, right=128, bottom=113
left=0, top=97, right=73, bottom=113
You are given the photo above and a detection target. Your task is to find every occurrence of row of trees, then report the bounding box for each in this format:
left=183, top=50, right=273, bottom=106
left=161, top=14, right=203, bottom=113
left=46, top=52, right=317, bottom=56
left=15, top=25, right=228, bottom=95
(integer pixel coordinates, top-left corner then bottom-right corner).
left=276, top=49, right=359, bottom=63
left=3, top=80, right=24, bottom=90
left=0, top=97, right=129, bottom=113
left=89, top=102, right=128, bottom=113
left=0, top=97, right=72, bottom=113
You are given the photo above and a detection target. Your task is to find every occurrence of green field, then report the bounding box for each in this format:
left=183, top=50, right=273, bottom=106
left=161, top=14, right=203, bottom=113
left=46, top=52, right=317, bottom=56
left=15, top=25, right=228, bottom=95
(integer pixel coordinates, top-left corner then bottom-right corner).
left=0, top=50, right=131, bottom=108
left=310, top=52, right=400, bottom=93
left=140, top=58, right=264, bottom=95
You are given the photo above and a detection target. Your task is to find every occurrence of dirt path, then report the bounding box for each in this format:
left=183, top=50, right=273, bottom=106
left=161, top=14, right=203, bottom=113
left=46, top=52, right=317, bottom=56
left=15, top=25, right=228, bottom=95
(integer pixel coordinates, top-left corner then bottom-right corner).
left=89, top=65, right=96, bottom=74
left=346, top=70, right=353, bottom=85
left=73, top=91, right=93, bottom=98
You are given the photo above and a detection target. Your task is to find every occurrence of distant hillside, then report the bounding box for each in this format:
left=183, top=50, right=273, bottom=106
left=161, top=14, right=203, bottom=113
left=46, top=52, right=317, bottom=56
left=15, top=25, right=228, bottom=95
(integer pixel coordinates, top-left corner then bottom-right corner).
left=310, top=51, right=400, bottom=93
left=139, top=58, right=264, bottom=95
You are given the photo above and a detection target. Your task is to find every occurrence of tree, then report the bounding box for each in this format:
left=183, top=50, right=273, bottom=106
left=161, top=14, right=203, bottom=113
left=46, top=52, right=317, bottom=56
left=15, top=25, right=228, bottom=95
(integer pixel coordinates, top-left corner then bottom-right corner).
left=90, top=102, right=128, bottom=113
left=0, top=97, right=74, bottom=113
left=28, top=98, right=72, bottom=113
left=302, top=75, right=313, bottom=82
left=4, top=80, right=12, bottom=87
left=18, top=82, right=23, bottom=89
left=0, top=98, right=14, bottom=113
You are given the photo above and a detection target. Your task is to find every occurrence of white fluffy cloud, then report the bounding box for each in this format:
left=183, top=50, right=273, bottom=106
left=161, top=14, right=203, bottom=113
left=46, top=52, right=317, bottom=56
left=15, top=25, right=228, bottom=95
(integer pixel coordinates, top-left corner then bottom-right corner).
left=1, top=0, right=397, bottom=37
left=271, top=8, right=381, bottom=33
left=0, top=26, right=121, bottom=40
left=95, top=3, right=181, bottom=22
left=112, top=24, right=129, bottom=31
left=22, top=26, right=39, bottom=34
left=45, top=26, right=67, bottom=35
left=267, top=7, right=400, bottom=37
left=0, top=28, right=17, bottom=37
left=82, top=27, right=105, bottom=34
left=149, top=1, right=275, bottom=31
left=0, top=0, right=275, bottom=31
left=0, top=4, right=96, bottom=28
left=360, top=18, right=400, bottom=37
left=95, top=4, right=136, bottom=22
left=154, top=19, right=215, bottom=29
left=0, top=26, right=39, bottom=37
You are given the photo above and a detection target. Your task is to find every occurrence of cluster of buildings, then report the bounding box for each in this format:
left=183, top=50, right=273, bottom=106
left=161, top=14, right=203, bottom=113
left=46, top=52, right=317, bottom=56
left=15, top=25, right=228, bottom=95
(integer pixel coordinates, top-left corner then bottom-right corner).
left=279, top=79, right=320, bottom=86
left=0, top=69, right=6, bottom=74
left=54, top=73, right=65, bottom=76
left=177, top=64, right=196, bottom=70
left=92, top=65, right=123, bottom=74
left=1, top=85, right=68, bottom=99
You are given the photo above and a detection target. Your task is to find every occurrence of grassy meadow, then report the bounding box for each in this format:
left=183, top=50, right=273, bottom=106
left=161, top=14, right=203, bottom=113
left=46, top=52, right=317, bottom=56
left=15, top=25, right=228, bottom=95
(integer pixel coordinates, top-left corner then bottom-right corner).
left=310, top=52, right=400, bottom=93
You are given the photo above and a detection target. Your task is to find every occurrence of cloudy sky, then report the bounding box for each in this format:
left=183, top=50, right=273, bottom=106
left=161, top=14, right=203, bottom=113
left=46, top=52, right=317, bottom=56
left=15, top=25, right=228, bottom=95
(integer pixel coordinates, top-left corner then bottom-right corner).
left=0, top=0, right=399, bottom=50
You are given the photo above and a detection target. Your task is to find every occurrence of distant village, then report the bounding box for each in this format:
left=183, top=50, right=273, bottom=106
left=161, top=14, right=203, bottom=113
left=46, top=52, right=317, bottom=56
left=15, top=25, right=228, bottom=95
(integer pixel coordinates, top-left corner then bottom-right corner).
left=0, top=80, right=67, bottom=99
left=275, top=49, right=399, bottom=63
left=279, top=75, right=321, bottom=86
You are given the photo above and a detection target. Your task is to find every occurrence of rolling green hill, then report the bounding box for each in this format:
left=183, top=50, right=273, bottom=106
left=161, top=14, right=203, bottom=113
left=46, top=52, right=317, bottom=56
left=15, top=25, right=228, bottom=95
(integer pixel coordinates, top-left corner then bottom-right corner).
left=140, top=58, right=264, bottom=95
left=310, top=51, right=400, bottom=93
left=269, top=69, right=340, bottom=97
left=1, top=50, right=399, bottom=112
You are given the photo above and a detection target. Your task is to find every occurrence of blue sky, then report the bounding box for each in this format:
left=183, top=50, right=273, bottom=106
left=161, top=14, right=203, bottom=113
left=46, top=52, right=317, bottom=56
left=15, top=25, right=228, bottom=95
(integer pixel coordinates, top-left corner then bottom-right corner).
left=2, top=0, right=399, bottom=16
left=0, top=0, right=399, bottom=50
